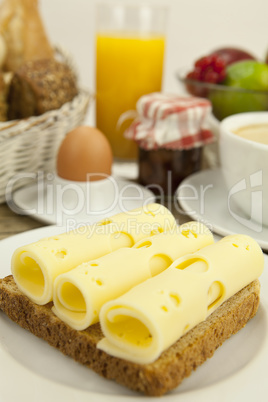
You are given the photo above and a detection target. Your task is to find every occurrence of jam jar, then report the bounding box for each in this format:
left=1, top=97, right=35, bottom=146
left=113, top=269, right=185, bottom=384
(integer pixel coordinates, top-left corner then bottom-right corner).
left=138, top=146, right=203, bottom=194
left=125, top=93, right=214, bottom=195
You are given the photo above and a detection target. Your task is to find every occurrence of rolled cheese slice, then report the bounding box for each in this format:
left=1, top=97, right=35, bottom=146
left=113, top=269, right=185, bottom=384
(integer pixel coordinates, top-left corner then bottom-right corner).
left=98, top=234, right=264, bottom=364
left=11, top=203, right=175, bottom=305
left=52, top=221, right=213, bottom=330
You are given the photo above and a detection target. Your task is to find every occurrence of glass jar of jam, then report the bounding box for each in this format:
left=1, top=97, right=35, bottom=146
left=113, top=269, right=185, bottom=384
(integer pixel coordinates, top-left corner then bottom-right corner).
left=125, top=93, right=214, bottom=195
left=138, top=146, right=202, bottom=195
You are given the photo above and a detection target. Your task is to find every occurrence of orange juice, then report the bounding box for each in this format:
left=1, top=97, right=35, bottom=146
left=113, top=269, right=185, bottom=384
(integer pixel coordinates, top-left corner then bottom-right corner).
left=96, top=33, right=165, bottom=160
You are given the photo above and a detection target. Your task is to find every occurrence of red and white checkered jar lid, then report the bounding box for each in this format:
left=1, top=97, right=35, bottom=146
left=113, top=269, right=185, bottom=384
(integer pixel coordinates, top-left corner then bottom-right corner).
left=125, top=93, right=214, bottom=150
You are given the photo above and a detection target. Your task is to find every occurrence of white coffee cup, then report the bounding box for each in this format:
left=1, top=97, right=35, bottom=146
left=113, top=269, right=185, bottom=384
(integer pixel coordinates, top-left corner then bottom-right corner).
left=220, top=112, right=268, bottom=230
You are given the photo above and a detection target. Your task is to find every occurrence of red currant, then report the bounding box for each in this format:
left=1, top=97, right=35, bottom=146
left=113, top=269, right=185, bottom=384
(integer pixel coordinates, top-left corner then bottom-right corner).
left=186, top=54, right=227, bottom=96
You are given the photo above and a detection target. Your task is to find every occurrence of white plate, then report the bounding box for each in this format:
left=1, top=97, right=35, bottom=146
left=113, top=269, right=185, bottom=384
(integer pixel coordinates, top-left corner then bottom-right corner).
left=177, top=168, right=268, bottom=252
left=9, top=176, right=155, bottom=226
left=0, top=226, right=268, bottom=402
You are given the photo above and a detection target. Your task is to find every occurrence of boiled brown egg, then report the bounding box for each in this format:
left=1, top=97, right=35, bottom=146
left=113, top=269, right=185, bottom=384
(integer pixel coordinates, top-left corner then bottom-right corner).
left=57, top=126, right=113, bottom=181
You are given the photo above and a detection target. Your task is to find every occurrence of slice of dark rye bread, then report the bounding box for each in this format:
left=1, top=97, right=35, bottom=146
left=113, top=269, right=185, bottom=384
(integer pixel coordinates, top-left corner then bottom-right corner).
left=0, top=275, right=261, bottom=396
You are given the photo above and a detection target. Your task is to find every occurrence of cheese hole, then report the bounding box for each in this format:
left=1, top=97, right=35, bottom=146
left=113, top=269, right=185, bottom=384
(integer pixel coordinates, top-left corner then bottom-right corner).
left=208, top=281, right=224, bottom=311
left=110, top=231, right=134, bottom=250
left=90, top=263, right=99, bottom=267
left=46, top=237, right=60, bottom=241
left=183, top=324, right=190, bottom=334
left=151, top=227, right=164, bottom=236
left=181, top=229, right=198, bottom=239
left=157, top=289, right=164, bottom=294
left=55, top=249, right=67, bottom=259
left=15, top=255, right=45, bottom=298
left=92, top=278, right=103, bottom=286
left=107, top=315, right=152, bottom=347
left=191, top=230, right=198, bottom=238
left=175, top=257, right=208, bottom=273
left=161, top=305, right=168, bottom=312
left=169, top=293, right=180, bottom=307
left=145, top=210, right=156, bottom=217
left=149, top=254, right=173, bottom=277
left=60, top=282, right=86, bottom=312
left=181, top=230, right=189, bottom=238
left=246, top=245, right=250, bottom=251
left=135, top=240, right=152, bottom=249
left=232, top=243, right=239, bottom=248
left=97, top=219, right=113, bottom=226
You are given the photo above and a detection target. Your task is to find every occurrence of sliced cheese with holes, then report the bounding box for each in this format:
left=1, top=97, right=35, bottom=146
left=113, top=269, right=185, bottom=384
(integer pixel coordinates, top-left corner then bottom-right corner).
left=11, top=203, right=176, bottom=305
left=98, top=234, right=264, bottom=364
left=52, top=221, right=213, bottom=330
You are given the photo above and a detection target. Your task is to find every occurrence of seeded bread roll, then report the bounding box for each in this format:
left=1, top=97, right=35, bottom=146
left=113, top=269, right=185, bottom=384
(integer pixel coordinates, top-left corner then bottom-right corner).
left=0, top=275, right=261, bottom=396
left=8, top=58, right=78, bottom=120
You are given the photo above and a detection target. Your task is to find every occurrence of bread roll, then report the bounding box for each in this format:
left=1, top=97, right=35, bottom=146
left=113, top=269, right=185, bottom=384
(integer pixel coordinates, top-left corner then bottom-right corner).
left=8, top=59, right=78, bottom=119
left=0, top=0, right=54, bottom=71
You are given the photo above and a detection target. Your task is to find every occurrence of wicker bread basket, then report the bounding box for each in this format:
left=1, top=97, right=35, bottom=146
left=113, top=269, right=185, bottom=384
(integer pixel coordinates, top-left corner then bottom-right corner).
left=0, top=46, right=91, bottom=203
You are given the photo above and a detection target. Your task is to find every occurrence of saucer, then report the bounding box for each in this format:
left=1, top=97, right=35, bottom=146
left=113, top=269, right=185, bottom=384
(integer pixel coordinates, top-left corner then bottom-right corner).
left=9, top=175, right=155, bottom=226
left=177, top=168, right=268, bottom=252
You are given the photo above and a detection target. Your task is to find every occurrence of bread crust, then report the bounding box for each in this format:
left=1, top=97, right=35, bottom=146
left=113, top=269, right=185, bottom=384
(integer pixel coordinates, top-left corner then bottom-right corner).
left=0, top=0, right=54, bottom=72
left=0, top=275, right=261, bottom=396
left=8, top=59, right=78, bottom=120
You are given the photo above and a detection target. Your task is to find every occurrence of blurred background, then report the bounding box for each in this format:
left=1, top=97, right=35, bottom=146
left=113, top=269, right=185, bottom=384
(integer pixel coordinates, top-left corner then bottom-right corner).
left=39, top=0, right=268, bottom=94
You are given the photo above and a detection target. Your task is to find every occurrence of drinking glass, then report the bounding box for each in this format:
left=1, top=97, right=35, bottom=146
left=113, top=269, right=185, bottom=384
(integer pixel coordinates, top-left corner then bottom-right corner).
left=95, top=3, right=167, bottom=160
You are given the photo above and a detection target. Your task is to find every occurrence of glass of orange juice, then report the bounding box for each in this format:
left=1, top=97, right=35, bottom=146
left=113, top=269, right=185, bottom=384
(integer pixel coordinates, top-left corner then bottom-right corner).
left=95, top=3, right=167, bottom=161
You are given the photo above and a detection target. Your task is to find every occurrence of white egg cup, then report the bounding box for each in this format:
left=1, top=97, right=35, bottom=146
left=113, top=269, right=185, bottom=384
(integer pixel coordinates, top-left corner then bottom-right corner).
left=10, top=172, right=155, bottom=226
left=50, top=173, right=118, bottom=214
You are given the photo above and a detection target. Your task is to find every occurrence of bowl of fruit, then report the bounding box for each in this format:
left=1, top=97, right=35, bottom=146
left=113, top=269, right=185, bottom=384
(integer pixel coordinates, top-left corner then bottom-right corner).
left=177, top=47, right=268, bottom=121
